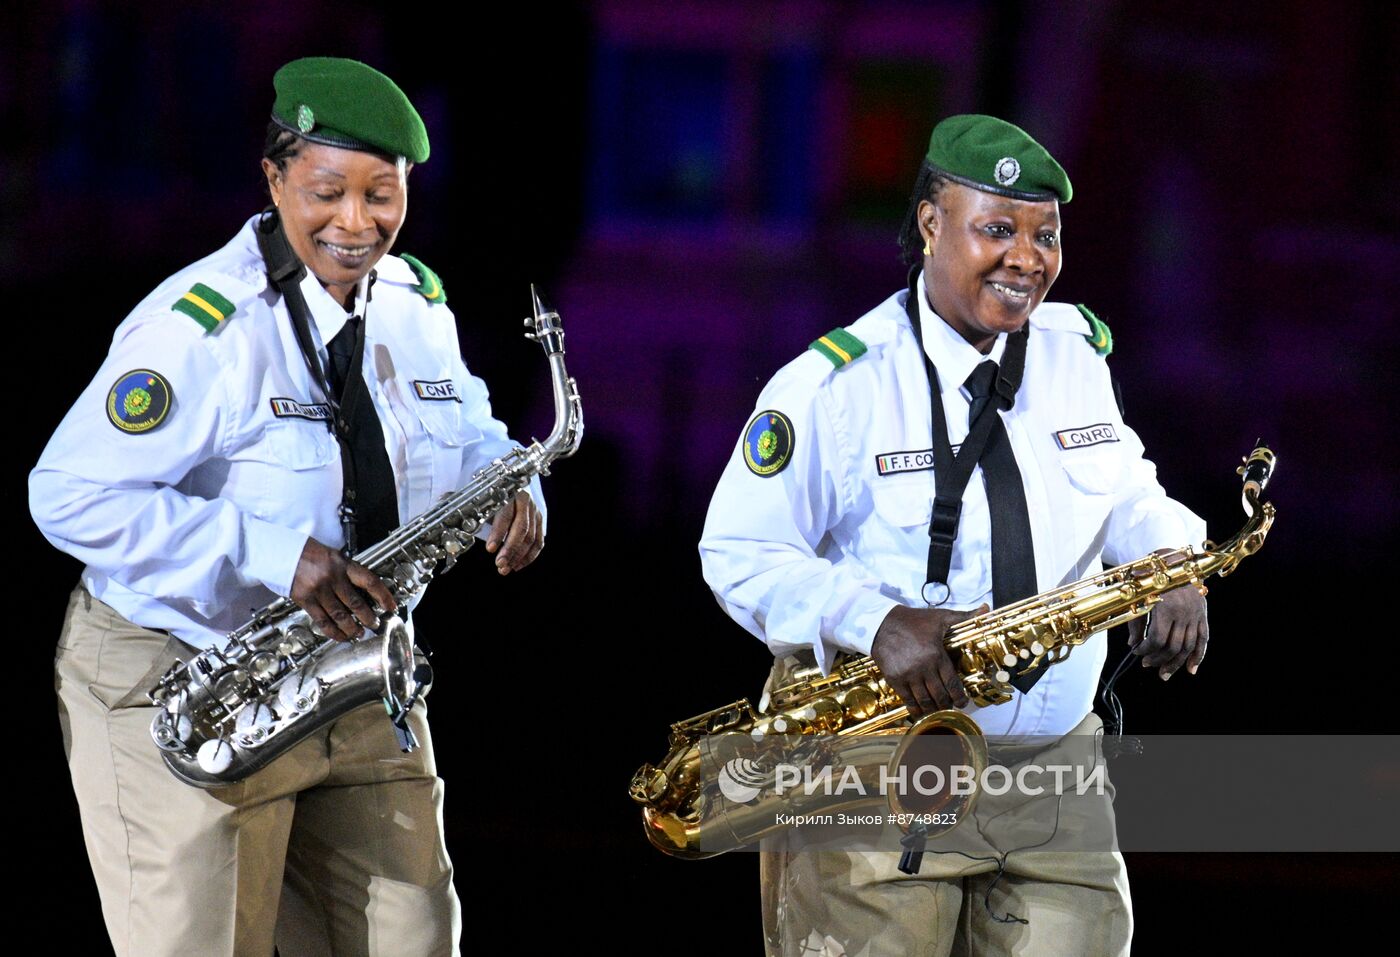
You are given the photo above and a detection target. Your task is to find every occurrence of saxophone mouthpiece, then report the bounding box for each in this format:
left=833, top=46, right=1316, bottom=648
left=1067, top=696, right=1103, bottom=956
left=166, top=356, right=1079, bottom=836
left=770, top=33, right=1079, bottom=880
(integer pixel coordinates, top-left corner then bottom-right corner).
left=1237, top=444, right=1275, bottom=517
left=530, top=284, right=557, bottom=320
left=524, top=285, right=566, bottom=355
left=1240, top=445, right=1275, bottom=496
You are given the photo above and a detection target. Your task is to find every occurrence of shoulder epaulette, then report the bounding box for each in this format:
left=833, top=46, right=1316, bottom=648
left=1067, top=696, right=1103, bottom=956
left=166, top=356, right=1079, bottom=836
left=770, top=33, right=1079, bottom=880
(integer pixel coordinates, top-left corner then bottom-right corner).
left=1075, top=303, right=1113, bottom=357
left=171, top=282, right=236, bottom=333
left=398, top=254, right=447, bottom=305
left=808, top=328, right=868, bottom=370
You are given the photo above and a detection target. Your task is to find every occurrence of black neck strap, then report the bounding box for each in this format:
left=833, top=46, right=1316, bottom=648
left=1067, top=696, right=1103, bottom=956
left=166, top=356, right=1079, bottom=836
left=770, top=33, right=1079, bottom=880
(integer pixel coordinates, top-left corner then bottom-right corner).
left=902, top=266, right=1029, bottom=604
left=256, top=209, right=366, bottom=555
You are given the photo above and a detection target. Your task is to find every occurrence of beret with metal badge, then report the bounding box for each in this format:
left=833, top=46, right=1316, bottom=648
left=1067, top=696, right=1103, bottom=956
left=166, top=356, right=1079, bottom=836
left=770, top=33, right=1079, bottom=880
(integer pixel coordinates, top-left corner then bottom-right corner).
left=925, top=114, right=1071, bottom=203
left=271, top=56, right=430, bottom=164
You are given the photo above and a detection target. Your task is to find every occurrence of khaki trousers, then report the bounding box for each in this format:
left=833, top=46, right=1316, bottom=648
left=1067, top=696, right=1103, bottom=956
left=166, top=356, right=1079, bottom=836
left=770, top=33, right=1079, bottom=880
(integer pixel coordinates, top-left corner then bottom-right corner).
left=759, top=657, right=1131, bottom=957
left=54, top=586, right=461, bottom=957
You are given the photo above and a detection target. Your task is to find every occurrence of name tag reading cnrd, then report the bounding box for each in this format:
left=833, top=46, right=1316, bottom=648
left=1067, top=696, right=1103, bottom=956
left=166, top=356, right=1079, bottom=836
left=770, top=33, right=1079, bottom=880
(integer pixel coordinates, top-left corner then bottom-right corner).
left=1055, top=423, right=1119, bottom=449
left=269, top=398, right=332, bottom=421
left=413, top=379, right=461, bottom=403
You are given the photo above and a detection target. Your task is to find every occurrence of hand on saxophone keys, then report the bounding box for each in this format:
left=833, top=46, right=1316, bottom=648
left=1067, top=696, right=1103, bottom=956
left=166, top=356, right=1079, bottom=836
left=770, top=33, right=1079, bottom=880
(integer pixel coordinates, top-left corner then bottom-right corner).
left=871, top=604, right=987, bottom=715
left=1127, top=577, right=1209, bottom=680
left=484, top=490, right=545, bottom=575
left=291, top=538, right=399, bottom=642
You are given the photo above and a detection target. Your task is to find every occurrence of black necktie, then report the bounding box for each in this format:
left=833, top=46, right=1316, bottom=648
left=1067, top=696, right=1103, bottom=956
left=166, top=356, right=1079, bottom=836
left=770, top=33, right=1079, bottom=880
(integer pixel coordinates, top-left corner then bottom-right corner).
left=964, top=360, right=1043, bottom=693
left=328, top=316, right=399, bottom=550
left=328, top=317, right=359, bottom=401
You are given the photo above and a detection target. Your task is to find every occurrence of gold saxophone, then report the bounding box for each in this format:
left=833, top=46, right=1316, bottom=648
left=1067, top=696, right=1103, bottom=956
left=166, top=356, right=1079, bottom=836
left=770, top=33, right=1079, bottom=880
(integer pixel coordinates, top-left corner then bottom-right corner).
left=630, top=447, right=1276, bottom=858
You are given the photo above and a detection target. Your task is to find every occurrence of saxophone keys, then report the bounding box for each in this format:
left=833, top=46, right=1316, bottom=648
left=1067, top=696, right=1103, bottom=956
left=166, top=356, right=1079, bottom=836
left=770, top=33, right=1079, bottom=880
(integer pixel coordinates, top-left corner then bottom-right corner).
left=213, top=670, right=250, bottom=704
left=234, top=702, right=276, bottom=741
left=279, top=626, right=313, bottom=657
left=277, top=675, right=321, bottom=716
left=151, top=707, right=193, bottom=751
left=196, top=738, right=236, bottom=776
left=248, top=652, right=279, bottom=682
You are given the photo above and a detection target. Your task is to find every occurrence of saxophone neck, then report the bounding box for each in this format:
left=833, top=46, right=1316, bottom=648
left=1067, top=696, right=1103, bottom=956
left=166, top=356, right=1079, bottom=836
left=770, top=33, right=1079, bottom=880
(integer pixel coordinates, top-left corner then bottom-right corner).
left=523, top=286, right=584, bottom=462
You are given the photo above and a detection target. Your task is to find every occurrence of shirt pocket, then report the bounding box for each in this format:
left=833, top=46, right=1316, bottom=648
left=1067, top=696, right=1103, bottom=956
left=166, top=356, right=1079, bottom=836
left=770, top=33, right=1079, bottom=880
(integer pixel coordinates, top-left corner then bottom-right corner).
left=259, top=420, right=340, bottom=519
left=414, top=400, right=484, bottom=499
left=265, top=419, right=339, bottom=470
left=864, top=480, right=934, bottom=591
left=870, top=482, right=933, bottom=528
left=1059, top=451, right=1124, bottom=496
left=1058, top=452, right=1125, bottom=553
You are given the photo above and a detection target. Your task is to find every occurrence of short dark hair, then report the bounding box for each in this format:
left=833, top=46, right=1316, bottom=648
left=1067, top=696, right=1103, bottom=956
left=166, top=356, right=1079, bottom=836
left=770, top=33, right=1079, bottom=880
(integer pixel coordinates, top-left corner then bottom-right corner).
left=263, top=122, right=304, bottom=179
left=261, top=120, right=403, bottom=184
left=898, top=161, right=949, bottom=265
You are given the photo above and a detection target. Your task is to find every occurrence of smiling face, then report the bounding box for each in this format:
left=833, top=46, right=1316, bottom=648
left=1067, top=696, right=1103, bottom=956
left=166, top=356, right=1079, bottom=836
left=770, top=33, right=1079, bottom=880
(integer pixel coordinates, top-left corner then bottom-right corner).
left=261, top=142, right=409, bottom=307
left=918, top=181, right=1062, bottom=353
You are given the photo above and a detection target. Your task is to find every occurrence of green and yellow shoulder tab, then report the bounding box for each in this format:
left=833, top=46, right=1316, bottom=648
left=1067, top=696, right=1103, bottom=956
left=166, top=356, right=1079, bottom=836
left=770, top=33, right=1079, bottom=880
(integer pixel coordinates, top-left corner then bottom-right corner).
left=1076, top=303, right=1113, bottom=357
left=808, top=328, right=868, bottom=370
left=171, top=282, right=236, bottom=333
left=398, top=253, right=447, bottom=305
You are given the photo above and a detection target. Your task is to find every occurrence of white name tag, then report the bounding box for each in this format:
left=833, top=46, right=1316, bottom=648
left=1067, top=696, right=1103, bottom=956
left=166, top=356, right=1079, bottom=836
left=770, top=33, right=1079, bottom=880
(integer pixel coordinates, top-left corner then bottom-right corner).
left=1055, top=423, right=1119, bottom=449
left=874, top=447, right=958, bottom=475
left=413, top=379, right=461, bottom=402
left=269, top=397, right=332, bottom=421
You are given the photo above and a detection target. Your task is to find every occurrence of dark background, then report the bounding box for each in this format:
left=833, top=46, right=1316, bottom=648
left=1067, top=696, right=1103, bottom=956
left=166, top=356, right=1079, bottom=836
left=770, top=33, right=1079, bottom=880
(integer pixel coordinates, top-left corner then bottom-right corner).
left=8, top=1, right=1397, bottom=952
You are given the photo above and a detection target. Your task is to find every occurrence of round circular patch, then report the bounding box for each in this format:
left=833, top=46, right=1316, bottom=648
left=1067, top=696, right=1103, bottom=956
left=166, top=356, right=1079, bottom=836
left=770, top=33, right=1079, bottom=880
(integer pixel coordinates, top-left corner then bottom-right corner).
left=296, top=103, right=315, bottom=133
left=994, top=156, right=1021, bottom=186
left=107, top=369, right=172, bottom=434
left=743, top=410, right=794, bottom=477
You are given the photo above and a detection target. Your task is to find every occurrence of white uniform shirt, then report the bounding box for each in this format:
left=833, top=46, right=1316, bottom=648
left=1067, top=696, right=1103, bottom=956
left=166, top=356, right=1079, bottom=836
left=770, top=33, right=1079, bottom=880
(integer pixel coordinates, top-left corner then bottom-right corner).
left=31, top=215, right=543, bottom=650
left=699, top=275, right=1204, bottom=736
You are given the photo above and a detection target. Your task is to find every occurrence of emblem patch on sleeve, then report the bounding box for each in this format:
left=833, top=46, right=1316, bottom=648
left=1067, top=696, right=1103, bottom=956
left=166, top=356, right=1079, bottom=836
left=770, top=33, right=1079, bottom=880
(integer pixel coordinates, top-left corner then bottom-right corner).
left=107, top=369, right=172, bottom=434
left=413, top=379, right=461, bottom=402
left=743, top=410, right=794, bottom=477
left=1054, top=423, right=1119, bottom=449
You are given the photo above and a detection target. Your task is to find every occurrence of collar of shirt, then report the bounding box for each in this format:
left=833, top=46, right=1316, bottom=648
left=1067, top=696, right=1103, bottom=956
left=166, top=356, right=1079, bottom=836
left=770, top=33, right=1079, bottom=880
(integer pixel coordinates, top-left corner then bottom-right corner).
left=298, top=268, right=358, bottom=347
left=915, top=271, right=1007, bottom=402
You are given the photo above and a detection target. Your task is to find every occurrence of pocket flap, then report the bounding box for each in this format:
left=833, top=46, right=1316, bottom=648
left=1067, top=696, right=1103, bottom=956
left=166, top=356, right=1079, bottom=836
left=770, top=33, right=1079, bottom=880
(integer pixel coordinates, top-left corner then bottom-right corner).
left=265, top=420, right=338, bottom=471
left=870, top=482, right=933, bottom=528
left=418, top=405, right=482, bottom=448
left=1060, top=453, right=1124, bottom=495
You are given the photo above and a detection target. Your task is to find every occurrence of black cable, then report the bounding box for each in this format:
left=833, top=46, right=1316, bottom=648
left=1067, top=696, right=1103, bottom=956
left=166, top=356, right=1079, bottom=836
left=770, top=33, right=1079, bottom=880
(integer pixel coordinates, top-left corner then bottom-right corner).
left=1099, top=620, right=1146, bottom=758
left=918, top=784, right=1069, bottom=927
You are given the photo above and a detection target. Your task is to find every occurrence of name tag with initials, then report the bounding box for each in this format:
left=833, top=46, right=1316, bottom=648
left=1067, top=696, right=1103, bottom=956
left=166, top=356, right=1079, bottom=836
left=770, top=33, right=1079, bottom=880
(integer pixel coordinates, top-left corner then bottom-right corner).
left=875, top=446, right=960, bottom=475
left=413, top=379, right=461, bottom=403
left=1055, top=423, right=1119, bottom=449
left=269, top=397, right=332, bottom=421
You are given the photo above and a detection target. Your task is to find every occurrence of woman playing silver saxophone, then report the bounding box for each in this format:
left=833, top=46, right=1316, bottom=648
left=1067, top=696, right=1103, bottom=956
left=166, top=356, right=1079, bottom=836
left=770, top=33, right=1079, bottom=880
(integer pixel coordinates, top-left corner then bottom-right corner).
left=29, top=57, right=554, bottom=957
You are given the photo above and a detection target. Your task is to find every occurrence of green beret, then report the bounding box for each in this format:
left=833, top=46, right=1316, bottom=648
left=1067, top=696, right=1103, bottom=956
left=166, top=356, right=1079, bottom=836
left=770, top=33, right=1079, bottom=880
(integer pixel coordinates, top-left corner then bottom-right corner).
left=925, top=114, right=1071, bottom=203
left=271, top=57, right=429, bottom=164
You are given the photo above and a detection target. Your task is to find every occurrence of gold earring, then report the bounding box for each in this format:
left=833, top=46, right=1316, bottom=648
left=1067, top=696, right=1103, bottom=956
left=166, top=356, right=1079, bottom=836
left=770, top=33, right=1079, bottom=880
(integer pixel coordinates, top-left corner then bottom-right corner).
left=923, top=238, right=931, bottom=256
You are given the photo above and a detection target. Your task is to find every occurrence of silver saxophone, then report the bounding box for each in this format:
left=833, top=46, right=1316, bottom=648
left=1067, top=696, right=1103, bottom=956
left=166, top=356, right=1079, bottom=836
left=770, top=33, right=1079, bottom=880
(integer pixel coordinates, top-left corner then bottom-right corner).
left=148, top=287, right=583, bottom=788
